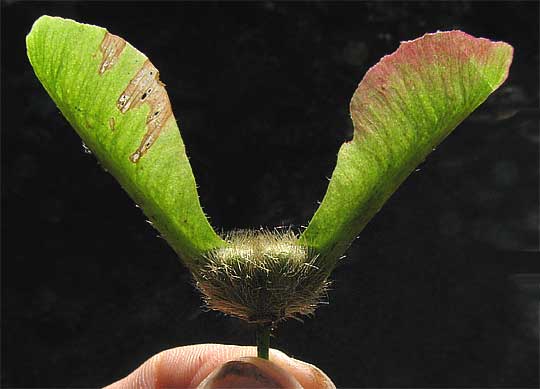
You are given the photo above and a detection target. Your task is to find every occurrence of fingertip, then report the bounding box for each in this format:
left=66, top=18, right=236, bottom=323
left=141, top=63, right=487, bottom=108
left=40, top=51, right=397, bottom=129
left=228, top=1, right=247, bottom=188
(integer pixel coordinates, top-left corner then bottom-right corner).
left=269, top=352, right=336, bottom=389
left=104, top=344, right=335, bottom=389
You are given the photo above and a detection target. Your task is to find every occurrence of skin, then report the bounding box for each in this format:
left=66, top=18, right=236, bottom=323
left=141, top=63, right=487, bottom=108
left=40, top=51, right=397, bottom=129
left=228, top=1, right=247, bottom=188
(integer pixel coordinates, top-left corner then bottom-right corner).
left=104, top=344, right=335, bottom=389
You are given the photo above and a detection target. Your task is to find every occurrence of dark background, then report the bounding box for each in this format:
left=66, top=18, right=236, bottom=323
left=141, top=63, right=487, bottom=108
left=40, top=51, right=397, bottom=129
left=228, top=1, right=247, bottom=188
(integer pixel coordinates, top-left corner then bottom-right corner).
left=2, top=1, right=539, bottom=387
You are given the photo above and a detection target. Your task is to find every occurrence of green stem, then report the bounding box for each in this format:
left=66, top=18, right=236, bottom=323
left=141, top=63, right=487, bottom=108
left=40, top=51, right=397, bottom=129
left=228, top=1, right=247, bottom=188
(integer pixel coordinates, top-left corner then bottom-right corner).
left=256, top=323, right=271, bottom=359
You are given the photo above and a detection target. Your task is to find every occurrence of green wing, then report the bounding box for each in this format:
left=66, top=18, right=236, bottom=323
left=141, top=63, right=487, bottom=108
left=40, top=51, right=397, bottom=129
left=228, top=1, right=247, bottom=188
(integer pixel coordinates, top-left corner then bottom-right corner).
left=26, top=16, right=225, bottom=266
left=301, top=31, right=513, bottom=272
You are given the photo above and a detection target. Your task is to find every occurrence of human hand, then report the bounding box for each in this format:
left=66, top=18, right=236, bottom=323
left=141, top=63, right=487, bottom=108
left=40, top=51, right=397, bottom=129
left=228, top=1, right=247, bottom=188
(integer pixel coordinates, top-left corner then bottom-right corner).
left=105, top=344, right=335, bottom=388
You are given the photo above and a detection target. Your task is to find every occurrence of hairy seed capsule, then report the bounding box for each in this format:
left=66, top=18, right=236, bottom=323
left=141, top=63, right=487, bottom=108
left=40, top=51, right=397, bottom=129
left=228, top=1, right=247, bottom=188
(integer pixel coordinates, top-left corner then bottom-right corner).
left=193, top=229, right=330, bottom=324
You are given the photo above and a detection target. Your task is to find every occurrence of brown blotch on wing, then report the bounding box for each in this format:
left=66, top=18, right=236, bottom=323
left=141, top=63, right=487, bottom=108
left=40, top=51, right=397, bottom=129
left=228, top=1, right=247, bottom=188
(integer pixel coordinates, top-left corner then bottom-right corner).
left=116, top=60, right=173, bottom=163
left=108, top=117, right=115, bottom=131
left=99, top=32, right=126, bottom=75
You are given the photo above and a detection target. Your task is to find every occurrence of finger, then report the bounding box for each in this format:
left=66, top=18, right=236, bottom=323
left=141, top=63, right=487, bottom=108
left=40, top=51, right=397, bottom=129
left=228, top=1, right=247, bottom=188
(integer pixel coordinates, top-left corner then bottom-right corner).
left=104, top=344, right=335, bottom=389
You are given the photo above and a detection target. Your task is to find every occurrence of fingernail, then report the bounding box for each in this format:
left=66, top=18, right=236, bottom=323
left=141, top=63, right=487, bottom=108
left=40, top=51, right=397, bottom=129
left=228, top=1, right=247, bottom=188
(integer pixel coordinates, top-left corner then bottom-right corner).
left=198, top=357, right=303, bottom=389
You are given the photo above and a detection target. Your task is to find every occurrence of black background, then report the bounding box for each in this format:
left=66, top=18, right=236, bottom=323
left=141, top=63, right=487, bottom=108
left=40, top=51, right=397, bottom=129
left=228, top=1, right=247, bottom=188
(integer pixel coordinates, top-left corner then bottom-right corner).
left=2, top=1, right=539, bottom=387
